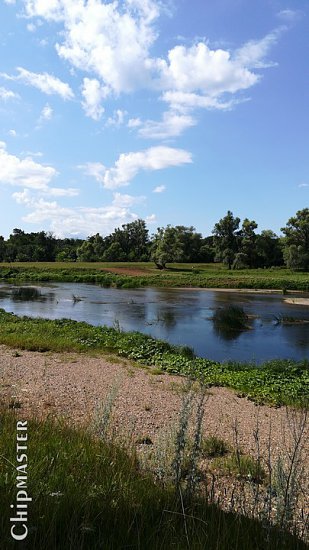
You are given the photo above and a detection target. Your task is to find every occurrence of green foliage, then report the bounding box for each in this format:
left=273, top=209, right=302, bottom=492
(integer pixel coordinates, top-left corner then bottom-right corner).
left=213, top=452, right=266, bottom=484
left=213, top=210, right=241, bottom=269
left=1, top=262, right=308, bottom=290
left=201, top=436, right=230, bottom=458
left=213, top=305, right=249, bottom=331
left=281, top=209, right=309, bottom=271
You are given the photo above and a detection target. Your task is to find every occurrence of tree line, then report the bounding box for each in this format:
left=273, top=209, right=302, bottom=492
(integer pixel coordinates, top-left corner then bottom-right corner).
left=0, top=208, right=308, bottom=271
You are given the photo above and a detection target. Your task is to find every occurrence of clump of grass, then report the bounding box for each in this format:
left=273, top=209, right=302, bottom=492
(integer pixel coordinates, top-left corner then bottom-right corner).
left=201, top=435, right=230, bottom=458
left=213, top=452, right=266, bottom=484
left=213, top=305, right=249, bottom=331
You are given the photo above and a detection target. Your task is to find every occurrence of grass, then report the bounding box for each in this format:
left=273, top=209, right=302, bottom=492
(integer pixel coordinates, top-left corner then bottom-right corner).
left=212, top=452, right=266, bottom=484
left=0, top=410, right=307, bottom=549
left=0, top=261, right=308, bottom=290
left=201, top=436, right=230, bottom=458
left=213, top=305, right=249, bottom=331
left=0, top=308, right=308, bottom=407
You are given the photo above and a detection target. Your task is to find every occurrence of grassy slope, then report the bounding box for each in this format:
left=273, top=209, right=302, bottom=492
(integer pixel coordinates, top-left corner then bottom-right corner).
left=0, top=309, right=308, bottom=407
left=0, top=262, right=308, bottom=290
left=0, top=412, right=307, bottom=550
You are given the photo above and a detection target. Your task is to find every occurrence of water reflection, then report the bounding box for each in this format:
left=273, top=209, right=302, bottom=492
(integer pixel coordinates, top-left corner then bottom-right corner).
left=11, top=287, right=55, bottom=303
left=0, top=282, right=308, bottom=363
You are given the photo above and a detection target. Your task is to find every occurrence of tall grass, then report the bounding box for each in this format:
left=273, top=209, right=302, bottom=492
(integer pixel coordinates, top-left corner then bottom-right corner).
left=0, top=409, right=307, bottom=549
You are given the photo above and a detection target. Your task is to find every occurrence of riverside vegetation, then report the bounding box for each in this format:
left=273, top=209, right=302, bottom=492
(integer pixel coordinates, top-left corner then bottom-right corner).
left=0, top=262, right=309, bottom=290
left=0, top=309, right=308, bottom=407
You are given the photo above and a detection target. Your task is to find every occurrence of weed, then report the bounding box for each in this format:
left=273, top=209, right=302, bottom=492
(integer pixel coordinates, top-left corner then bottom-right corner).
left=201, top=436, right=230, bottom=458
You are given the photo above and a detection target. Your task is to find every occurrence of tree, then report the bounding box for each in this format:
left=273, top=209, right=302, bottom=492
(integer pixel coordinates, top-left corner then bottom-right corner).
left=281, top=208, right=309, bottom=271
left=256, top=230, right=283, bottom=267
left=237, top=218, right=258, bottom=268
left=212, top=211, right=240, bottom=269
left=151, top=226, right=184, bottom=269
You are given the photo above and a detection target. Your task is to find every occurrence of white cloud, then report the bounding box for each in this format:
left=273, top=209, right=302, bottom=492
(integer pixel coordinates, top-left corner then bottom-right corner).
left=23, top=0, right=160, bottom=96
left=161, top=91, right=238, bottom=111
left=102, top=146, right=192, bottom=189
left=145, top=213, right=157, bottom=223
left=22, top=1, right=282, bottom=130
left=81, top=78, right=108, bottom=120
left=0, top=86, right=19, bottom=101
left=112, top=192, right=145, bottom=207
left=13, top=191, right=139, bottom=237
left=38, top=103, right=53, bottom=123
left=106, top=109, right=127, bottom=127
left=298, top=183, right=308, bottom=188
left=138, top=110, right=196, bottom=139
left=128, top=117, right=142, bottom=128
left=80, top=162, right=105, bottom=184
left=8, top=129, right=17, bottom=137
left=4, top=67, right=74, bottom=99
left=0, top=141, right=56, bottom=190
left=27, top=22, right=36, bottom=32
left=277, top=9, right=302, bottom=23
left=4, top=0, right=16, bottom=4
left=234, top=30, right=280, bottom=69
left=153, top=185, right=165, bottom=193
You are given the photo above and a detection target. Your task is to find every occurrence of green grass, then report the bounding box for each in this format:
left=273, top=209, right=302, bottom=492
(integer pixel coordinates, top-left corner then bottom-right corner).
left=212, top=452, right=266, bottom=484
left=0, top=262, right=308, bottom=290
left=0, top=411, right=306, bottom=549
left=0, top=309, right=308, bottom=407
left=201, top=436, right=230, bottom=458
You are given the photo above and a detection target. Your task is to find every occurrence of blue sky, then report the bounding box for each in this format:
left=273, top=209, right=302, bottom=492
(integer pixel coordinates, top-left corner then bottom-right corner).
left=0, top=0, right=308, bottom=239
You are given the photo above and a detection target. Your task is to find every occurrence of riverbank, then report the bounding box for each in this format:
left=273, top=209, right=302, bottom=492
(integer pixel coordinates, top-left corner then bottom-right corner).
left=0, top=344, right=308, bottom=548
left=0, top=309, right=308, bottom=407
left=0, top=262, right=308, bottom=291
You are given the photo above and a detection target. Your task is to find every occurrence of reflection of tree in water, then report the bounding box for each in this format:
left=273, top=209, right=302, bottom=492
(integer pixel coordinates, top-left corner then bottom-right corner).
left=212, top=305, right=248, bottom=341
left=11, top=287, right=55, bottom=302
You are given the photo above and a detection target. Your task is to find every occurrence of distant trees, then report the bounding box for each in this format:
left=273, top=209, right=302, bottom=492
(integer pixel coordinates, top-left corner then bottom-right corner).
left=281, top=208, right=309, bottom=271
left=0, top=209, right=306, bottom=270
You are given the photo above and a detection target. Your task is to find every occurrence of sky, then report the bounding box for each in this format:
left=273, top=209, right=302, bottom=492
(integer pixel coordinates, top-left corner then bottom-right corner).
left=0, top=0, right=308, bottom=239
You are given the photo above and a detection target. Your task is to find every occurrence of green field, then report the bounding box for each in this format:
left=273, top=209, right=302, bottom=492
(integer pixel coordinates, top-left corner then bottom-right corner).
left=0, top=262, right=308, bottom=290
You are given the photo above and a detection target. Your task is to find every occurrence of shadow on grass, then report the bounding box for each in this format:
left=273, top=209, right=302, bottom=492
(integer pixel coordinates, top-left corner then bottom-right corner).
left=0, top=411, right=306, bottom=550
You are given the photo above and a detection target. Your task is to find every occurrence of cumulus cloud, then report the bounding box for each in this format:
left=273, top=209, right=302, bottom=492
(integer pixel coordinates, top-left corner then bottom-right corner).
left=8, top=129, right=17, bottom=137
left=138, top=111, right=196, bottom=139
left=13, top=190, right=140, bottom=237
left=21, top=0, right=282, bottom=128
left=101, top=146, right=192, bottom=189
left=0, top=86, right=19, bottom=101
left=0, top=141, right=56, bottom=189
left=153, top=185, right=165, bottom=193
left=81, top=147, right=191, bottom=189
left=81, top=78, right=108, bottom=120
left=3, top=67, right=74, bottom=99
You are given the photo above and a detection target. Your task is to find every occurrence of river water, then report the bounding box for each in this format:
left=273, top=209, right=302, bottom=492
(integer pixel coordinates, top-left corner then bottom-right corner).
left=0, top=282, right=308, bottom=364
